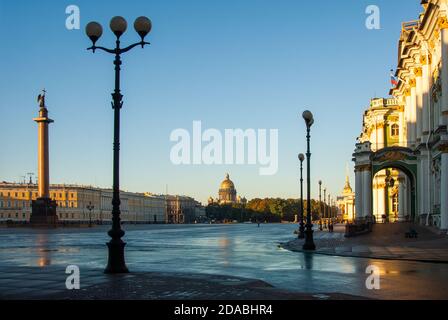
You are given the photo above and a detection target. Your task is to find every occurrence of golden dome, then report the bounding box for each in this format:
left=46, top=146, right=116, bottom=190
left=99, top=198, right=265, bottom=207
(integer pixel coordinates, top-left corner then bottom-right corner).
left=220, top=173, right=235, bottom=190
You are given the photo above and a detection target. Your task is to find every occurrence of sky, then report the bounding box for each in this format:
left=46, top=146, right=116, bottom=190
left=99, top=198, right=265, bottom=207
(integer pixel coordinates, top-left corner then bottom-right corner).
left=0, top=0, right=422, bottom=204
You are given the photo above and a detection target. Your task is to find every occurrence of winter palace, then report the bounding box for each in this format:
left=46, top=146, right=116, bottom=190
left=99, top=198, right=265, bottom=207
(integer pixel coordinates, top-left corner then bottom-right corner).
left=353, top=0, right=448, bottom=233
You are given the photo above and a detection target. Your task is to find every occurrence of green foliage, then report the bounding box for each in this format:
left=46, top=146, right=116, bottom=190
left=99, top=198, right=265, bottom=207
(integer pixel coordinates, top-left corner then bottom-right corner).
left=206, top=197, right=331, bottom=222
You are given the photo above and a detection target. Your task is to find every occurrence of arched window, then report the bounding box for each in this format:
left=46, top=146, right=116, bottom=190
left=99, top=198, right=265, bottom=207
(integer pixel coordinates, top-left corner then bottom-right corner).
left=391, top=124, right=399, bottom=137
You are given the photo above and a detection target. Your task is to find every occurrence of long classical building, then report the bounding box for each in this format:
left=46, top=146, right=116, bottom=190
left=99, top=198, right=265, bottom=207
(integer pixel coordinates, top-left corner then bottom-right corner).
left=353, top=0, right=448, bottom=232
left=0, top=182, right=204, bottom=224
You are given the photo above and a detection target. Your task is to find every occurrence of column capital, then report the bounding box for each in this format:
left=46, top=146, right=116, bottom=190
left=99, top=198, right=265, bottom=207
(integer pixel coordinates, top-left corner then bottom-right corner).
left=439, top=16, right=448, bottom=29
left=409, top=78, right=416, bottom=88
left=414, top=67, right=423, bottom=77
left=404, top=88, right=411, bottom=97
left=420, top=53, right=432, bottom=65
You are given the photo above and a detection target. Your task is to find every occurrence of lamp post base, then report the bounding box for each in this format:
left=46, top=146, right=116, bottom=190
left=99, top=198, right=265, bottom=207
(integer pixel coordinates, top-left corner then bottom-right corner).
left=302, top=229, right=316, bottom=251
left=104, top=240, right=129, bottom=274
left=298, top=223, right=305, bottom=239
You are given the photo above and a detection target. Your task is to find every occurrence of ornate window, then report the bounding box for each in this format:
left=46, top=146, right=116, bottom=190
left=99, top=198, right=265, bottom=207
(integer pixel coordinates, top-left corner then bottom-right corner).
left=391, top=124, right=399, bottom=137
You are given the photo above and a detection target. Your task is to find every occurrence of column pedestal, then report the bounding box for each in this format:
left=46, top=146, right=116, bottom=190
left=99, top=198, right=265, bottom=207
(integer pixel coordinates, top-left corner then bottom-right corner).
left=30, top=198, right=58, bottom=225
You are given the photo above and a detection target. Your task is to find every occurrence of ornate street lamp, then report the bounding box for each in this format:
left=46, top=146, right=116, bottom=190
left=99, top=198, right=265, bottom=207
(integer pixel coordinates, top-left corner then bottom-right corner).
left=85, top=16, right=152, bottom=274
left=86, top=201, right=94, bottom=228
left=298, top=153, right=305, bottom=239
left=302, top=110, right=316, bottom=251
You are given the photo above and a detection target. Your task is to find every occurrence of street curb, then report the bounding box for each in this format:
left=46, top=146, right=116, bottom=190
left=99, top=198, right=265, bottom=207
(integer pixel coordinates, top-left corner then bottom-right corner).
left=279, top=242, right=448, bottom=264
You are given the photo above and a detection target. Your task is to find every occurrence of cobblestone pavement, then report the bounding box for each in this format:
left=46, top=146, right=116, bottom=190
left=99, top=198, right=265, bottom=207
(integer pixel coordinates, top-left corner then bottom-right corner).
left=0, top=266, right=364, bottom=300
left=282, top=223, right=448, bottom=263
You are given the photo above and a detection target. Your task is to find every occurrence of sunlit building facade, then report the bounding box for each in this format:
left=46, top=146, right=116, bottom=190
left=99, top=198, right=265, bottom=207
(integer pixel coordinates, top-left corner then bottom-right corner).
left=353, top=1, right=448, bottom=232
left=0, top=182, right=166, bottom=224
left=358, top=98, right=406, bottom=223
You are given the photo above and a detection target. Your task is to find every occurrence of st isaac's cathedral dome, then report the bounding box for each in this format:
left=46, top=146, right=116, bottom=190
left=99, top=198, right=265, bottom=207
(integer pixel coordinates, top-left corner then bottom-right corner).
left=218, top=173, right=237, bottom=204
left=208, top=173, right=246, bottom=205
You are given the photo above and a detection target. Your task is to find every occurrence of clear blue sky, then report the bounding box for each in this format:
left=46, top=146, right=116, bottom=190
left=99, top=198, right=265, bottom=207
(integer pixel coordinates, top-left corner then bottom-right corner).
left=0, top=0, right=422, bottom=204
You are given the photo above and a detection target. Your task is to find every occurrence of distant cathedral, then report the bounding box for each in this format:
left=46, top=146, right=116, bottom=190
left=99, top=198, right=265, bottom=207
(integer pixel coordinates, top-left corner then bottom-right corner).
left=208, top=173, right=246, bottom=205
left=337, top=172, right=356, bottom=222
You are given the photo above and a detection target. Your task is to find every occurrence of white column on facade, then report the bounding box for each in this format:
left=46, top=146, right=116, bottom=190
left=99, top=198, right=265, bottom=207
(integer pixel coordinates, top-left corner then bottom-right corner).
left=373, top=177, right=378, bottom=220
left=398, top=175, right=406, bottom=222
left=417, top=154, right=423, bottom=219
left=399, top=105, right=406, bottom=147
left=410, top=83, right=417, bottom=147
left=405, top=94, right=412, bottom=147
left=441, top=152, right=448, bottom=231
left=362, top=169, right=372, bottom=219
left=440, top=18, right=448, bottom=115
left=407, top=176, right=413, bottom=222
left=355, top=167, right=363, bottom=219
left=421, top=55, right=430, bottom=138
left=377, top=176, right=385, bottom=223
left=377, top=124, right=384, bottom=150
left=415, top=67, right=423, bottom=143
left=420, top=152, right=430, bottom=217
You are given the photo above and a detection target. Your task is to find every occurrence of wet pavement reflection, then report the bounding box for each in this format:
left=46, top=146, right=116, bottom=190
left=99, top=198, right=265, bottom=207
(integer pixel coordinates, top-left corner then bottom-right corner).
left=0, top=224, right=447, bottom=299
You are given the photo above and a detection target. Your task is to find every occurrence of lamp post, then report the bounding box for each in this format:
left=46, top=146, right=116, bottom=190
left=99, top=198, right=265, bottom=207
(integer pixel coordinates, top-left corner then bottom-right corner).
left=86, top=201, right=94, bottom=228
left=302, top=110, right=316, bottom=251
left=85, top=16, right=152, bottom=274
left=298, top=153, right=305, bottom=239
left=318, top=180, right=322, bottom=217
left=323, top=187, right=327, bottom=220
left=318, top=180, right=323, bottom=231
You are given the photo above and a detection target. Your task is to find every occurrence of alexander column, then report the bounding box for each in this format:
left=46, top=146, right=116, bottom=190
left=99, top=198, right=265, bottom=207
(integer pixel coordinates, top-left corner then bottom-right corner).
left=30, top=90, right=58, bottom=225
